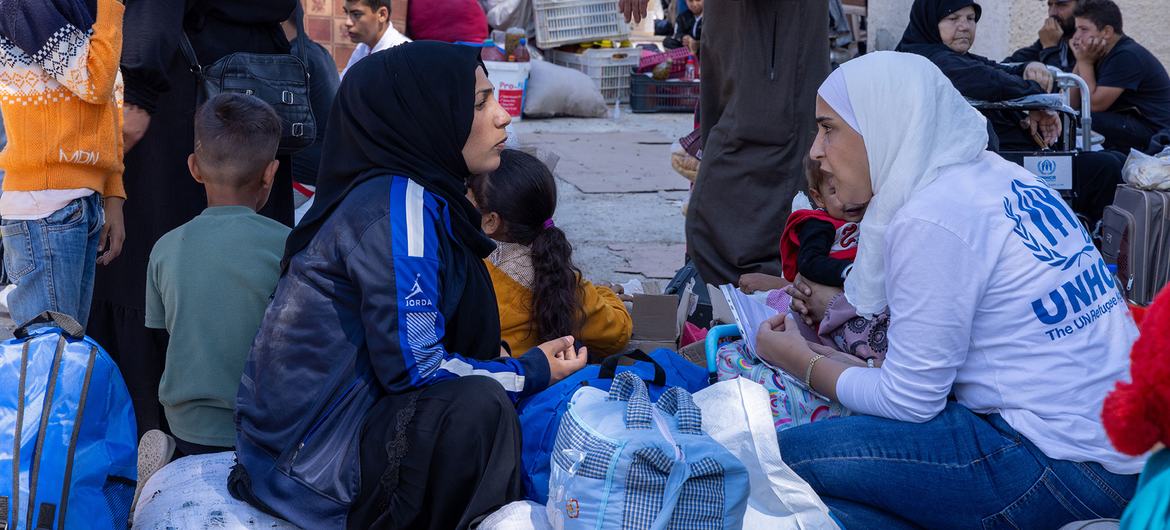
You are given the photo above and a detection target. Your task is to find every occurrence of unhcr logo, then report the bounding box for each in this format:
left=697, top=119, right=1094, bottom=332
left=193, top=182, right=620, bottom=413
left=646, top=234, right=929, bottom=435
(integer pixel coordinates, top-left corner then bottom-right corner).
left=1003, top=179, right=1092, bottom=271
left=1003, top=180, right=1121, bottom=338
left=1037, top=159, right=1057, bottom=176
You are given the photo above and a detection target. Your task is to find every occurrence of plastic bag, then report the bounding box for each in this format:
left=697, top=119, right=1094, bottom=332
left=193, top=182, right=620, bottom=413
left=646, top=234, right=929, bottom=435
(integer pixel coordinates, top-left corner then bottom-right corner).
left=523, top=60, right=608, bottom=118
left=1122, top=147, right=1170, bottom=190
left=133, top=453, right=301, bottom=529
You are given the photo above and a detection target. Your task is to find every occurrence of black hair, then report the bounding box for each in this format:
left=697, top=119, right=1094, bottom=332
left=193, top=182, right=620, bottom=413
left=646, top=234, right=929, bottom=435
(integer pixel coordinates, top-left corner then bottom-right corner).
left=805, top=157, right=828, bottom=194
left=193, top=93, right=281, bottom=188
left=1074, top=0, right=1123, bottom=35
left=470, top=150, right=585, bottom=342
left=347, top=0, right=393, bottom=13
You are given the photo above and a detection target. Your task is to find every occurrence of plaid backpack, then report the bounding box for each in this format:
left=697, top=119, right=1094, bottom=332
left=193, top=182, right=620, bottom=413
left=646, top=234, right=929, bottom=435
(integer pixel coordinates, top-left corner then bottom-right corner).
left=546, top=372, right=749, bottom=529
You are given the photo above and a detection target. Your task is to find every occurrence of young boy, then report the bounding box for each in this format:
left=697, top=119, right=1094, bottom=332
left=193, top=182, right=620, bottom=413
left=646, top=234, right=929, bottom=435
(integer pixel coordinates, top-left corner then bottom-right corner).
left=141, top=93, right=288, bottom=466
left=664, top=0, right=703, bottom=52
left=0, top=0, right=126, bottom=328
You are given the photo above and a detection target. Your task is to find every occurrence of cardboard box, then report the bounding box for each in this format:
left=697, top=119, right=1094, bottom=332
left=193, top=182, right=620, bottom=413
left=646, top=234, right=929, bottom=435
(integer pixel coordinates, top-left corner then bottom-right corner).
left=625, top=279, right=697, bottom=353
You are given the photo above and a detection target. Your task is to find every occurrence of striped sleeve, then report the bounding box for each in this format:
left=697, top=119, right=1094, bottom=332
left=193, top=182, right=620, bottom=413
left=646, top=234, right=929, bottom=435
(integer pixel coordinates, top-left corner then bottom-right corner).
left=352, top=176, right=548, bottom=400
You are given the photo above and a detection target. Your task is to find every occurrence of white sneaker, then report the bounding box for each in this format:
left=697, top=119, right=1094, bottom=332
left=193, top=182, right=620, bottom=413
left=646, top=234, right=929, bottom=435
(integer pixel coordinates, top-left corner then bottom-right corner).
left=130, top=429, right=176, bottom=522
left=0, top=284, right=15, bottom=314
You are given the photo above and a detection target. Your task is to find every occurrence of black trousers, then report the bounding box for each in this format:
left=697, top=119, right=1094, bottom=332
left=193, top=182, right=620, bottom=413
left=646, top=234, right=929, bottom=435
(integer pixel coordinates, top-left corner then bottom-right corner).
left=348, top=376, right=526, bottom=530
left=1094, top=110, right=1159, bottom=154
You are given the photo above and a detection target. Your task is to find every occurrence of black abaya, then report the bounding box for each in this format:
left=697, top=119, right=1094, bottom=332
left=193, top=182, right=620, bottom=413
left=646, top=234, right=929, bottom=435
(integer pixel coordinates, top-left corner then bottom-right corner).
left=348, top=377, right=525, bottom=530
left=93, top=1, right=295, bottom=435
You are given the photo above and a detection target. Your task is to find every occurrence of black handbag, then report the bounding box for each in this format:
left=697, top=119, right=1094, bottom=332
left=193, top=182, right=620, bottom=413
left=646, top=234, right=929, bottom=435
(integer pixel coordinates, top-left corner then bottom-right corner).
left=178, top=32, right=316, bottom=156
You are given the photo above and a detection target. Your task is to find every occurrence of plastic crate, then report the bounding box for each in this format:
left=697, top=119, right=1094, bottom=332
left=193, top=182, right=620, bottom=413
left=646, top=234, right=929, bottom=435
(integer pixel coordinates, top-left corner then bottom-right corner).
left=629, top=74, right=700, bottom=113
left=636, top=47, right=694, bottom=77
left=548, top=47, right=639, bottom=104
left=534, top=0, right=630, bottom=49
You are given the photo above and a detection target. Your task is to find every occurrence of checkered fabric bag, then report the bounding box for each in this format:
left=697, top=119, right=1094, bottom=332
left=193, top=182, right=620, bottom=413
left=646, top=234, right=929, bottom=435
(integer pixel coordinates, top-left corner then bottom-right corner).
left=546, top=372, right=749, bottom=530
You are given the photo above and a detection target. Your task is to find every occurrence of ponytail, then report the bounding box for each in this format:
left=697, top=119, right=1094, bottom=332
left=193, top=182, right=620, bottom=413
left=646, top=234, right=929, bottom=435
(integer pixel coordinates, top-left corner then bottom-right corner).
left=471, top=149, right=584, bottom=341
left=530, top=224, right=585, bottom=341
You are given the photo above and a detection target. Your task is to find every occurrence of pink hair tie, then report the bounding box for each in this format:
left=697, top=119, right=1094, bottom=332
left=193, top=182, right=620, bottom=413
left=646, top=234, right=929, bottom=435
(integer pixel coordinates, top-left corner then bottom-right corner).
left=543, top=219, right=555, bottom=230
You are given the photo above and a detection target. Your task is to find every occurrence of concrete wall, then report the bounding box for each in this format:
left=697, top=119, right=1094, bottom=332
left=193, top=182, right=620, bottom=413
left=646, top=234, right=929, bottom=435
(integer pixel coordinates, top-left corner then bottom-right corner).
left=868, top=0, right=1169, bottom=67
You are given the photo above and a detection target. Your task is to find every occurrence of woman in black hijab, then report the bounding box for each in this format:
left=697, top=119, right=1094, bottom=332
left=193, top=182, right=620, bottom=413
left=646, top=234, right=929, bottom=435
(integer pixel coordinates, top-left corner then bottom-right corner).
left=897, top=0, right=1125, bottom=226
left=229, top=42, right=586, bottom=530
left=898, top=0, right=1061, bottom=149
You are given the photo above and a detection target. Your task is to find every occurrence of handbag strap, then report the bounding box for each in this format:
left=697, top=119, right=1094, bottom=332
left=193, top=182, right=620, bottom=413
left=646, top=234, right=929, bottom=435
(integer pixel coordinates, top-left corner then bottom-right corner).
left=655, top=387, right=703, bottom=435
left=177, top=26, right=308, bottom=74
left=606, top=372, right=654, bottom=430
left=597, top=349, right=667, bottom=387
left=177, top=31, right=203, bottom=74
left=14, top=311, right=84, bottom=340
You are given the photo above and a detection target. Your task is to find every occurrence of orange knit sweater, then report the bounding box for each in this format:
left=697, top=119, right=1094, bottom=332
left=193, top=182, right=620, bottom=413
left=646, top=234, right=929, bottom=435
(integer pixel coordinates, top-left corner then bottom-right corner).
left=487, top=260, right=633, bottom=358
left=0, top=0, right=126, bottom=199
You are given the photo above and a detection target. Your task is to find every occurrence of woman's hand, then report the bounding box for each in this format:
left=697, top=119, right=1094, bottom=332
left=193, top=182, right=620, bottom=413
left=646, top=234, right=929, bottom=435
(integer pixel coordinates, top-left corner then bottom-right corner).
left=1023, top=62, right=1054, bottom=93
left=1025, top=109, right=1062, bottom=147
left=785, top=275, right=842, bottom=326
left=755, top=313, right=813, bottom=375
left=123, top=104, right=151, bottom=153
left=539, top=335, right=588, bottom=384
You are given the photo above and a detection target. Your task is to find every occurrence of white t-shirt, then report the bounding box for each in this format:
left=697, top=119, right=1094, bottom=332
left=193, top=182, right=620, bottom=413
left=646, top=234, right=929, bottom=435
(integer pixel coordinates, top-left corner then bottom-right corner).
left=837, top=152, right=1145, bottom=475
left=0, top=189, right=95, bottom=220
left=340, top=26, right=411, bottom=80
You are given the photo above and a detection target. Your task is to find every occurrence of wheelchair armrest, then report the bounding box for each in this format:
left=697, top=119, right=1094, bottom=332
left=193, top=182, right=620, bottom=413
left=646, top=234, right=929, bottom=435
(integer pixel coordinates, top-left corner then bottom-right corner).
left=967, top=94, right=1075, bottom=114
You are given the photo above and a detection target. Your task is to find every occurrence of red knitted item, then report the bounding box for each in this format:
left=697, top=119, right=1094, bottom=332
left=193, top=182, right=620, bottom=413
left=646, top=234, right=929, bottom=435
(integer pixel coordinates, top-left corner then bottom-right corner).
left=1103, top=287, right=1170, bottom=455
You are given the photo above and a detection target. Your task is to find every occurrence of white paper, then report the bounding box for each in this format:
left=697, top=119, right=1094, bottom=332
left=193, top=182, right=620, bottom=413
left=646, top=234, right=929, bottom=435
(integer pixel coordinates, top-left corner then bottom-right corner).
left=720, top=284, right=779, bottom=358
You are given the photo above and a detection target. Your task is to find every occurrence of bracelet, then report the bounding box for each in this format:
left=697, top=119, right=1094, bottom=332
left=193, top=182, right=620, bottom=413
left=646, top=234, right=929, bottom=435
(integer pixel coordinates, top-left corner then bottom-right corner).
left=804, top=353, right=826, bottom=389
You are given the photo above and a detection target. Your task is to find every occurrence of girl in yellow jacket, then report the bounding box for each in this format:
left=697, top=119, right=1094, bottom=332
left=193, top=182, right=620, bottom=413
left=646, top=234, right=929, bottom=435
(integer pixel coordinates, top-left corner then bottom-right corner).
left=469, top=150, right=632, bottom=358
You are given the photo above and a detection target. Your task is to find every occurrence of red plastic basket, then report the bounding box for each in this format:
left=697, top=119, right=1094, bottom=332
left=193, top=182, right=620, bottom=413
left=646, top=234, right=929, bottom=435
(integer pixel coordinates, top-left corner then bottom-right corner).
left=637, top=47, right=694, bottom=78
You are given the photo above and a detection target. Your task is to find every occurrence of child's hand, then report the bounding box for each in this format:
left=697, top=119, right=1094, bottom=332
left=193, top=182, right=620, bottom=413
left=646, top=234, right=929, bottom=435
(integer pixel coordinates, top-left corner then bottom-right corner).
left=539, top=335, right=588, bottom=384
left=97, top=197, right=125, bottom=266
left=739, top=273, right=789, bottom=294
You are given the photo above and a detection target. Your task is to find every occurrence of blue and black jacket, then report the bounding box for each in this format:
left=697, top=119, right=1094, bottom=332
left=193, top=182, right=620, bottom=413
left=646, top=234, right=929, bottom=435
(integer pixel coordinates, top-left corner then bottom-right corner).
left=234, top=175, right=551, bottom=529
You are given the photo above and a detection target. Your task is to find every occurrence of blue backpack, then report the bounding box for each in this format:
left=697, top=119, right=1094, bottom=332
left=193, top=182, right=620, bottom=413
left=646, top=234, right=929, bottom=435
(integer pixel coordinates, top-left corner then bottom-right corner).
left=0, top=313, right=137, bottom=530
left=517, top=349, right=708, bottom=503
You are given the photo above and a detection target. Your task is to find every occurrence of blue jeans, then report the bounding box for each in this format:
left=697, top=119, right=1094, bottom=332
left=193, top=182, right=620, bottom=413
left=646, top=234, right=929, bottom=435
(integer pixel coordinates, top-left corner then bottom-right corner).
left=778, top=402, right=1136, bottom=529
left=1, top=194, right=103, bottom=329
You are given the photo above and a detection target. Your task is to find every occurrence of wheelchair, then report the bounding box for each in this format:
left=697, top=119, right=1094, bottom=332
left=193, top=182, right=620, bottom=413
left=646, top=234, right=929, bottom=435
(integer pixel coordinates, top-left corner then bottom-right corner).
left=968, top=68, right=1103, bottom=230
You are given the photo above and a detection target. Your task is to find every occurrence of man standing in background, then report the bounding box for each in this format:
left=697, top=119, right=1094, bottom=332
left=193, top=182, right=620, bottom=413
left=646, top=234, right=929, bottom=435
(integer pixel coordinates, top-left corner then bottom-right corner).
left=341, top=0, right=410, bottom=79
left=621, top=0, right=829, bottom=286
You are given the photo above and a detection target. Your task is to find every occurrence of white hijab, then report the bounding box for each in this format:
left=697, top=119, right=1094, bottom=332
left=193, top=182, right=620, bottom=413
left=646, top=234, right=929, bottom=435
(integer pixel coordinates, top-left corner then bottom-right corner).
left=818, top=52, right=989, bottom=317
